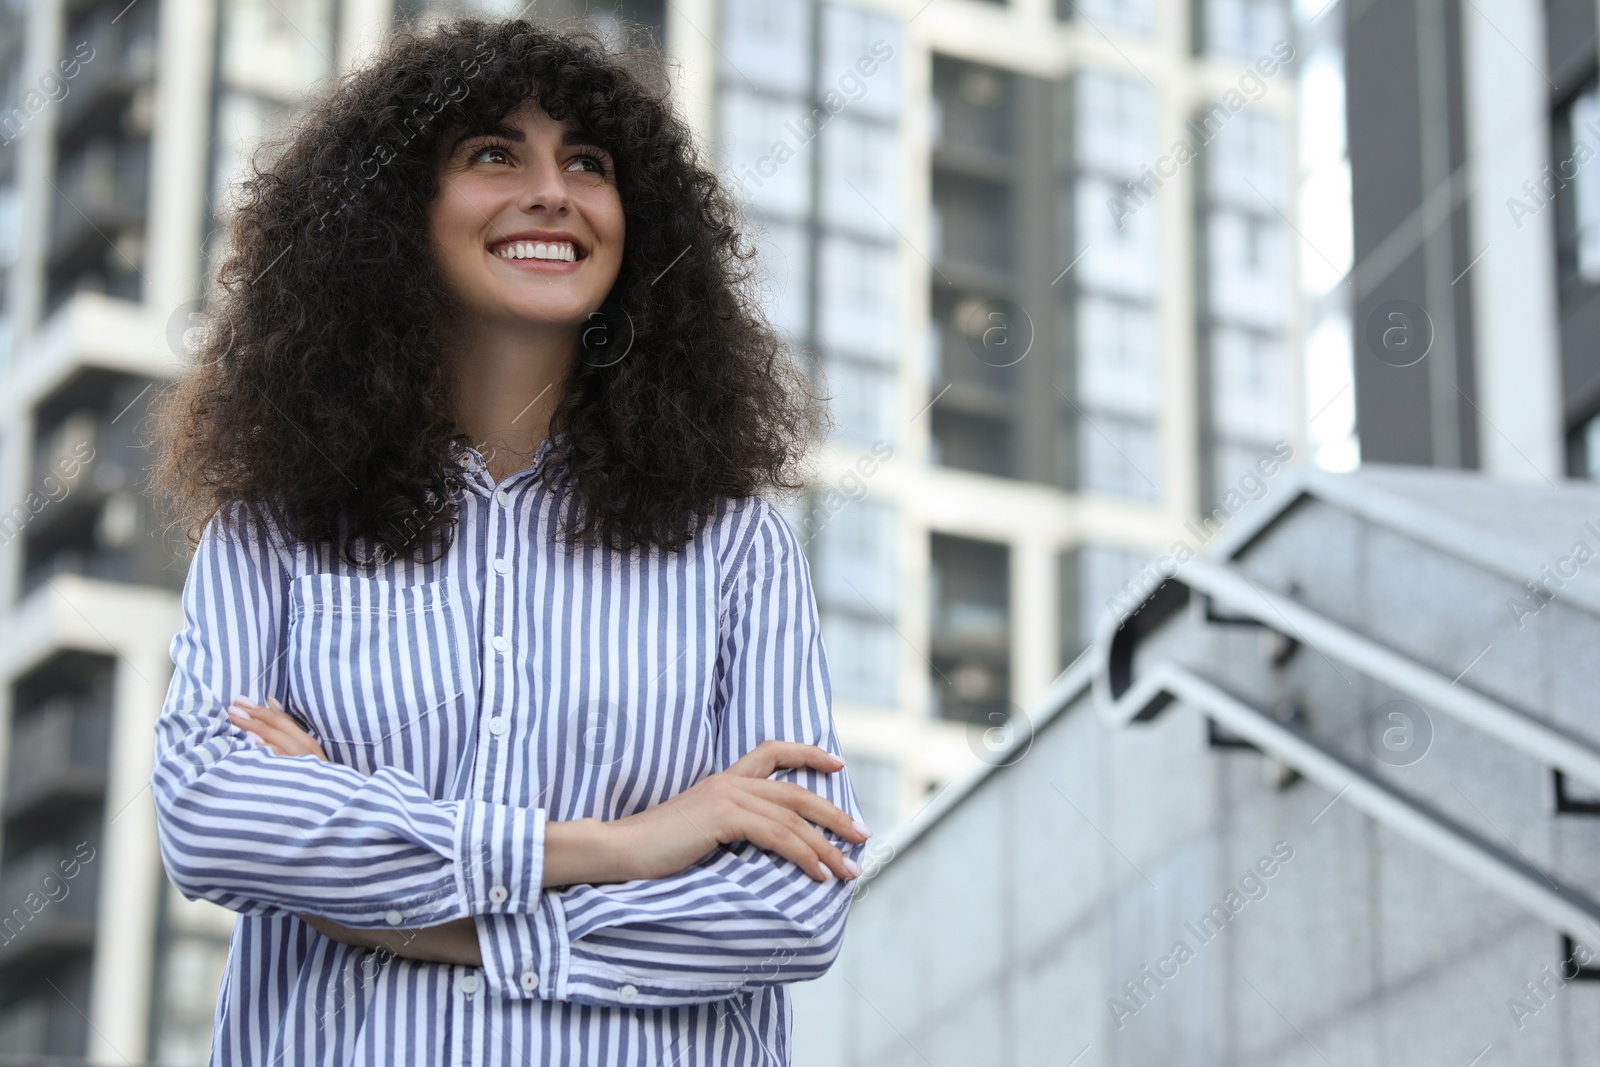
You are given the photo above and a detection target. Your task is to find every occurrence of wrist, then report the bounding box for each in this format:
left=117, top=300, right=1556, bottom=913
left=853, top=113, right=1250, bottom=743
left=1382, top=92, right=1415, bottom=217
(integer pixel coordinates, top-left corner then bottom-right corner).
left=544, top=817, right=634, bottom=887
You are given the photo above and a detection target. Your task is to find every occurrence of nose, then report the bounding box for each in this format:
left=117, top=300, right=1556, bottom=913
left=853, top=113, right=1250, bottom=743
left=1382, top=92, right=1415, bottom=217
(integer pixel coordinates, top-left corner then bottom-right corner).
left=519, top=151, right=573, bottom=216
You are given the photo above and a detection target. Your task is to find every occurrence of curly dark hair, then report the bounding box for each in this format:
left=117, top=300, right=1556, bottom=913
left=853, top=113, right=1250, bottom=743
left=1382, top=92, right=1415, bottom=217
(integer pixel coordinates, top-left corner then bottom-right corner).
left=147, top=15, right=824, bottom=567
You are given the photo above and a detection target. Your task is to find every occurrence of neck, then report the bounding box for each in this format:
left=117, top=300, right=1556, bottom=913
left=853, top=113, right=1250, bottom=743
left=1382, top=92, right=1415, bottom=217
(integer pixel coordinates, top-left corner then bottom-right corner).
left=449, top=318, right=577, bottom=483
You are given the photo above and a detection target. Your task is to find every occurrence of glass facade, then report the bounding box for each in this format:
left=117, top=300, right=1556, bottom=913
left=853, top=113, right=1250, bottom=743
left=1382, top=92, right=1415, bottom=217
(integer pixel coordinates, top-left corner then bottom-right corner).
left=717, top=0, right=902, bottom=447
left=1200, top=107, right=1290, bottom=502
left=1556, top=79, right=1600, bottom=295
left=0, top=15, right=19, bottom=374
left=1060, top=0, right=1156, bottom=35
left=811, top=495, right=898, bottom=707
left=203, top=0, right=338, bottom=279
left=1067, top=69, right=1163, bottom=501
left=1201, top=0, right=1289, bottom=58
left=930, top=533, right=1009, bottom=724
left=718, top=0, right=904, bottom=711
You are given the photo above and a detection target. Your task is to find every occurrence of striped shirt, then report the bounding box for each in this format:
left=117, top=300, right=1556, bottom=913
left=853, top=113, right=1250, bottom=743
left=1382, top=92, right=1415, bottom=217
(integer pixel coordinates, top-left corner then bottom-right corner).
left=149, top=438, right=865, bottom=1066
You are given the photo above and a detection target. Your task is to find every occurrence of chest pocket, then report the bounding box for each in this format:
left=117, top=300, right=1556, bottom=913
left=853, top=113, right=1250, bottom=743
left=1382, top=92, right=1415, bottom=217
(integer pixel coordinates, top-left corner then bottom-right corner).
left=284, top=573, right=476, bottom=785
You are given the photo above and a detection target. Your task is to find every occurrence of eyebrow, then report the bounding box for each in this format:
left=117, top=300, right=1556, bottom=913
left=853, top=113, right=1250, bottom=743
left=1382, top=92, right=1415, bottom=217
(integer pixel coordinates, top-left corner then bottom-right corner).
left=447, top=123, right=612, bottom=158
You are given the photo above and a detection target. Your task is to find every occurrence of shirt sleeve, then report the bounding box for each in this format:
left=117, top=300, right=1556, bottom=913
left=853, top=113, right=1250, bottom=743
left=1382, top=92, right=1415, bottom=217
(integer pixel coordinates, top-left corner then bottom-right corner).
left=150, top=501, right=546, bottom=927
left=474, top=501, right=868, bottom=1007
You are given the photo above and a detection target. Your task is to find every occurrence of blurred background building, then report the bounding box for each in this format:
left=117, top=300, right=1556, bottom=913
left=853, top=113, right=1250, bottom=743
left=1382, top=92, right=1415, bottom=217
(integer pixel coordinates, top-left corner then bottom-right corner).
left=14, top=0, right=1586, bottom=1060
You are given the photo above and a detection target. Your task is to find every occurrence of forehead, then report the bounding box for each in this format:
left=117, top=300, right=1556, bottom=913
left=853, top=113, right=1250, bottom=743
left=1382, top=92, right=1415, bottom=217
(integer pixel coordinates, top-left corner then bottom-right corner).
left=441, top=101, right=601, bottom=156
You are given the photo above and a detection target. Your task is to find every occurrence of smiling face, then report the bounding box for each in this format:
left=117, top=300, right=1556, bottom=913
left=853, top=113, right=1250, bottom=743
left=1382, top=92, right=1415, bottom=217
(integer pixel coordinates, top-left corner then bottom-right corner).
left=427, top=99, right=625, bottom=338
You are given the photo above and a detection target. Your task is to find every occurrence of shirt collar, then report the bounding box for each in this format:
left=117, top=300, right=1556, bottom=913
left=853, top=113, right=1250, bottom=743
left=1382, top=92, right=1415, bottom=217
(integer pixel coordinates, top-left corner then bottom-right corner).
left=450, top=436, right=566, bottom=484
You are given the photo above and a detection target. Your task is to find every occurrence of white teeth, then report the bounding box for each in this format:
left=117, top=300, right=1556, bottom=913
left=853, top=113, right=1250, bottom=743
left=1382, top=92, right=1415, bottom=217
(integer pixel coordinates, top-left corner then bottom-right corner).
left=493, top=240, right=577, bottom=262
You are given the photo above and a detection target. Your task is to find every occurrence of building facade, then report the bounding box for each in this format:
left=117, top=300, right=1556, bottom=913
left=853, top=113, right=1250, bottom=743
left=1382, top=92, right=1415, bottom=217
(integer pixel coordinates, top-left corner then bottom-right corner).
left=1344, top=0, right=1574, bottom=482
left=704, top=0, right=1322, bottom=844
left=0, top=0, right=1320, bottom=1058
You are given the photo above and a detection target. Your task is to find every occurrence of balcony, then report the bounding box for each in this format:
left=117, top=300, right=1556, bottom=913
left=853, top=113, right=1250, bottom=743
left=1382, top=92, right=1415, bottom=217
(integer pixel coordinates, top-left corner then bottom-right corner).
left=56, top=0, right=159, bottom=139
left=4, top=696, right=110, bottom=820
left=931, top=56, right=1015, bottom=157
left=21, top=368, right=177, bottom=594
left=0, top=843, right=100, bottom=968
left=0, top=957, right=93, bottom=1058
left=930, top=533, right=1012, bottom=723
left=48, top=136, right=149, bottom=261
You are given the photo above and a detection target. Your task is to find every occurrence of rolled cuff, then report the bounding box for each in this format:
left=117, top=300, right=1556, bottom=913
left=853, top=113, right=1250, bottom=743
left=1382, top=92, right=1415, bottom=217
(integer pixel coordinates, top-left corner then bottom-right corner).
left=455, top=802, right=546, bottom=916
left=476, top=894, right=568, bottom=1000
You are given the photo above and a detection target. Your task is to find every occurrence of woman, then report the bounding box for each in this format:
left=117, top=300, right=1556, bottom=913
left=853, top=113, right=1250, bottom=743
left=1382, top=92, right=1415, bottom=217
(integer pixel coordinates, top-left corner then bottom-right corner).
left=147, top=16, right=870, bottom=1066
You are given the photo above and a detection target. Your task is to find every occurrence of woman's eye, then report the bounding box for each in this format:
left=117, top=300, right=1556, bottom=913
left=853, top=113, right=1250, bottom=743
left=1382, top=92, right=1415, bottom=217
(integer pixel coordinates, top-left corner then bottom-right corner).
left=568, top=153, right=609, bottom=175
left=470, top=145, right=512, bottom=165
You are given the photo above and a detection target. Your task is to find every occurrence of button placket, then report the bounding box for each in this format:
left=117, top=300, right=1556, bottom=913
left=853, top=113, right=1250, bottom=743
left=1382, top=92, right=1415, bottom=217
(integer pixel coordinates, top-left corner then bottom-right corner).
left=473, top=486, right=522, bottom=806
left=471, top=493, right=513, bottom=799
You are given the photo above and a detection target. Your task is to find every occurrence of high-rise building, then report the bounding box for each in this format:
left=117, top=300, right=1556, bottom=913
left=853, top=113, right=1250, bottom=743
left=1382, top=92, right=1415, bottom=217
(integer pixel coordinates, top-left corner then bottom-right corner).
left=0, top=0, right=1320, bottom=1057
left=1344, top=0, right=1569, bottom=481
left=703, top=0, right=1319, bottom=836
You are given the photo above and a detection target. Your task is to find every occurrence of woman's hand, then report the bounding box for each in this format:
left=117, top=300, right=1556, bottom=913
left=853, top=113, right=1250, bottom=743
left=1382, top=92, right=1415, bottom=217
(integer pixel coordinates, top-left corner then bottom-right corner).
left=228, top=694, right=327, bottom=759
left=608, top=739, right=871, bottom=883
left=228, top=696, right=483, bottom=966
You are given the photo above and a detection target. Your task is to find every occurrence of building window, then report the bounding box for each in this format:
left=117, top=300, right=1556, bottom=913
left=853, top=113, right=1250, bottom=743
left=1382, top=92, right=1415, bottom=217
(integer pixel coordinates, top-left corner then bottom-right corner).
left=717, top=0, right=903, bottom=448
left=44, top=0, right=161, bottom=313
left=1555, top=78, right=1600, bottom=298
left=930, top=533, right=1010, bottom=724
left=1569, top=408, right=1600, bottom=479
left=0, top=652, right=113, bottom=1059
left=1062, top=70, right=1163, bottom=502
left=810, top=496, right=898, bottom=707
left=1200, top=0, right=1289, bottom=59
left=21, top=369, right=171, bottom=593
left=1058, top=0, right=1156, bottom=35
left=1199, top=107, right=1289, bottom=507
left=720, top=0, right=813, bottom=94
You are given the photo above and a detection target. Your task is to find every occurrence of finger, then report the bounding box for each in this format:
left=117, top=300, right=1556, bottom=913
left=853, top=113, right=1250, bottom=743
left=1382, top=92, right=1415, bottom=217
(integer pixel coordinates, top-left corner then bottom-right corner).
left=745, top=778, right=871, bottom=842
left=730, top=797, right=828, bottom=881
left=739, top=793, right=864, bottom=883
left=725, top=740, right=846, bottom=779
left=229, top=712, right=316, bottom=758
left=233, top=695, right=298, bottom=733
left=230, top=700, right=327, bottom=760
left=263, top=697, right=328, bottom=760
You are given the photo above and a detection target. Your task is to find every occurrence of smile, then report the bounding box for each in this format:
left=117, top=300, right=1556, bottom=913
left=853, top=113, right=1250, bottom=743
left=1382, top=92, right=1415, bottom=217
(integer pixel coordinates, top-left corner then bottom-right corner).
left=491, top=240, right=579, bottom=262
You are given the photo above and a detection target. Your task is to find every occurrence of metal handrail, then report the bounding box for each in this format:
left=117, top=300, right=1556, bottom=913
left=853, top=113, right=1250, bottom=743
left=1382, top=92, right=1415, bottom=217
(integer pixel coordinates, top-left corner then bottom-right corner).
left=1115, top=662, right=1600, bottom=948
left=1100, top=555, right=1600, bottom=794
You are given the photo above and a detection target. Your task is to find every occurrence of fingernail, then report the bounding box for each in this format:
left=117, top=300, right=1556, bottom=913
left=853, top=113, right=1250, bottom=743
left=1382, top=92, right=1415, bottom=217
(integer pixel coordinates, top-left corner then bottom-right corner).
left=843, top=858, right=862, bottom=877
left=233, top=693, right=257, bottom=708
left=229, top=705, right=253, bottom=720
left=852, top=818, right=871, bottom=837
left=832, top=754, right=847, bottom=766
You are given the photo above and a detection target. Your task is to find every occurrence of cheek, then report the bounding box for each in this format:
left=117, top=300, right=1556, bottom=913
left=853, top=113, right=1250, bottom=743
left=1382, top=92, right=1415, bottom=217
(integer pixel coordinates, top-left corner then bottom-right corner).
left=588, top=189, right=625, bottom=248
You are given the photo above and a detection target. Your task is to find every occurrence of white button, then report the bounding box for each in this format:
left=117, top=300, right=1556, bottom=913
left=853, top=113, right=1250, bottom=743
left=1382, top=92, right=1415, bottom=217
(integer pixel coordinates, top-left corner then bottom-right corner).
left=494, top=489, right=511, bottom=506
left=385, top=910, right=403, bottom=926
left=493, top=558, right=510, bottom=574
left=492, top=635, right=510, bottom=653
left=487, top=716, right=509, bottom=736
left=459, top=974, right=481, bottom=994
left=618, top=983, right=637, bottom=1003
left=520, top=970, right=539, bottom=992
left=489, top=884, right=509, bottom=904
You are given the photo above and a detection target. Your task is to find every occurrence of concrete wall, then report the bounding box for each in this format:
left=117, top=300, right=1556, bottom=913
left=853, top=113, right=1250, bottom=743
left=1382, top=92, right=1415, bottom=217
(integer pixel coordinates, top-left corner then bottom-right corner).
left=794, top=474, right=1600, bottom=1065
